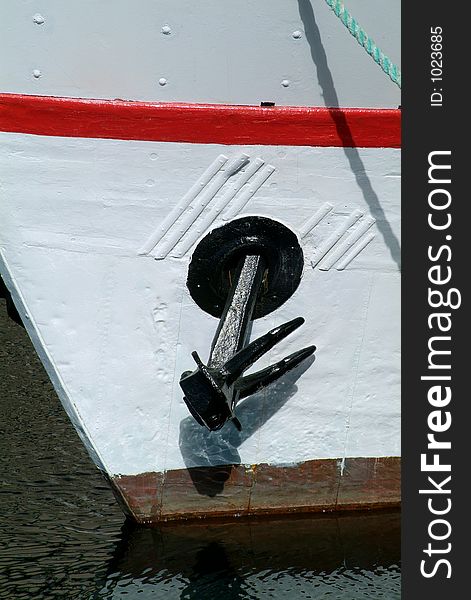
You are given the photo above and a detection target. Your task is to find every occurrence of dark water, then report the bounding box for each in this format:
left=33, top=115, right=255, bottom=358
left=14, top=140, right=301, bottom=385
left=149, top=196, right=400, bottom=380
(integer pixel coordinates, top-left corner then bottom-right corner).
left=0, top=296, right=401, bottom=599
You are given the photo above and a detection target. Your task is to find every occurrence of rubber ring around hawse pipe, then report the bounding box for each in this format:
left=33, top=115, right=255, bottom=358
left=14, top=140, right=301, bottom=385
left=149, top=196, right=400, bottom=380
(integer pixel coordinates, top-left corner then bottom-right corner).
left=186, top=217, right=304, bottom=320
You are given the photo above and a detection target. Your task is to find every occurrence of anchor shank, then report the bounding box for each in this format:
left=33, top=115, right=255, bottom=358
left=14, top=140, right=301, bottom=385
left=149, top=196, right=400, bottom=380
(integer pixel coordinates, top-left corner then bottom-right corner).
left=209, top=254, right=266, bottom=370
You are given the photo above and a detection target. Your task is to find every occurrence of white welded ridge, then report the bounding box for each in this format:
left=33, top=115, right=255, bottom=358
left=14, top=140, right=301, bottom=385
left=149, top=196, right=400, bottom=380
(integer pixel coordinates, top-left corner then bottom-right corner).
left=336, top=233, right=376, bottom=270
left=222, top=164, right=276, bottom=221
left=310, top=209, right=364, bottom=268
left=152, top=154, right=249, bottom=259
left=319, top=216, right=376, bottom=271
left=138, top=154, right=228, bottom=256
left=172, top=157, right=267, bottom=258
left=299, top=202, right=335, bottom=238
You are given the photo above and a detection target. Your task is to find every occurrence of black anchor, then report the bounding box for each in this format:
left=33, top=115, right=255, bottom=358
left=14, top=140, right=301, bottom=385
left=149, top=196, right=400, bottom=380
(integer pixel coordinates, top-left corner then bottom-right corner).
left=180, top=251, right=315, bottom=431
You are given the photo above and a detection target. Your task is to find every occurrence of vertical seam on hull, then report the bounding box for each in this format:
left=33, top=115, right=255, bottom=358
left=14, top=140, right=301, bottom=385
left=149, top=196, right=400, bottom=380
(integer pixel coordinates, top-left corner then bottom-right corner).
left=160, top=273, right=186, bottom=519
left=250, top=312, right=276, bottom=475
left=247, top=464, right=257, bottom=513
left=95, top=265, right=115, bottom=455
left=335, top=271, right=375, bottom=507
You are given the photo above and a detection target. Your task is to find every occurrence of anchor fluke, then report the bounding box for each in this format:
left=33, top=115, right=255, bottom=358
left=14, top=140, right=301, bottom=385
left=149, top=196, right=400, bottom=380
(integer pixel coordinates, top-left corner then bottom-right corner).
left=235, top=344, right=316, bottom=400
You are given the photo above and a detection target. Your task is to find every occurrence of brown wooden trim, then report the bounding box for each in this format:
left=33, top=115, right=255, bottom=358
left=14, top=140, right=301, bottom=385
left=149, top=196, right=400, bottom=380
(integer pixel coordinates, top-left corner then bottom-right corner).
left=111, top=457, right=400, bottom=525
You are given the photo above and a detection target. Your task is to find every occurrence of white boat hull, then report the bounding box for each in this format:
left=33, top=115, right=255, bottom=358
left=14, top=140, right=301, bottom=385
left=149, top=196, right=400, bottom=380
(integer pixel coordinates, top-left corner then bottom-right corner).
left=0, top=132, right=400, bottom=520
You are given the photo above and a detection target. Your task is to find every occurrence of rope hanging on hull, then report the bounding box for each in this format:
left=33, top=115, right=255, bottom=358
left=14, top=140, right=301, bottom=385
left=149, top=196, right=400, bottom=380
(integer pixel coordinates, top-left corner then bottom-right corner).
left=323, top=0, right=401, bottom=88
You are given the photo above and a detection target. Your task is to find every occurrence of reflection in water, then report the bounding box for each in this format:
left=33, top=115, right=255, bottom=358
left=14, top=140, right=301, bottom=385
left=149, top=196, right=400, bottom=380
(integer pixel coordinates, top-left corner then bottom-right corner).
left=99, top=513, right=400, bottom=599
left=182, top=542, right=245, bottom=600
left=0, top=298, right=123, bottom=599
left=0, top=297, right=400, bottom=599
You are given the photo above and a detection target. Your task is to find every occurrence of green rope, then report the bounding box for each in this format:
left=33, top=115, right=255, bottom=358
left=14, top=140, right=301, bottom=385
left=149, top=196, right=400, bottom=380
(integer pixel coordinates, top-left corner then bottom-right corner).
left=323, top=0, right=401, bottom=88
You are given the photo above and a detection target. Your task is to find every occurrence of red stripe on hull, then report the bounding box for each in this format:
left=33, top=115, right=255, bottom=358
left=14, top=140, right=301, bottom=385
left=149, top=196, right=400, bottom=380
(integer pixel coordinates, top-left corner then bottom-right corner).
left=0, top=94, right=400, bottom=148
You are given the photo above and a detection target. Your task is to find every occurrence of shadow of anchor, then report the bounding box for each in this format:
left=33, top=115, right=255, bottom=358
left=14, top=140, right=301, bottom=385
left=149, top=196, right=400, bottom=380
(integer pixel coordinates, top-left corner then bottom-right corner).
left=178, top=356, right=315, bottom=497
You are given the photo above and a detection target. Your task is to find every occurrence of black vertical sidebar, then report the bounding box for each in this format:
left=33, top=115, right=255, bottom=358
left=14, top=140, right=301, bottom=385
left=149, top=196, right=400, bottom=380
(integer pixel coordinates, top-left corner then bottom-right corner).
left=402, top=2, right=468, bottom=597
